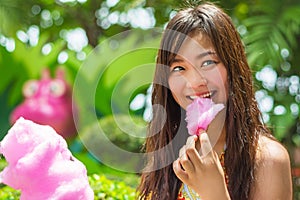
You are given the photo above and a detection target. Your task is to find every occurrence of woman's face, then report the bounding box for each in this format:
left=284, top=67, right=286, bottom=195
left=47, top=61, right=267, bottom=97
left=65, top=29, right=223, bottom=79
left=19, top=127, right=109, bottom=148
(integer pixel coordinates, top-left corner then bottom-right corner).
left=168, top=34, right=228, bottom=110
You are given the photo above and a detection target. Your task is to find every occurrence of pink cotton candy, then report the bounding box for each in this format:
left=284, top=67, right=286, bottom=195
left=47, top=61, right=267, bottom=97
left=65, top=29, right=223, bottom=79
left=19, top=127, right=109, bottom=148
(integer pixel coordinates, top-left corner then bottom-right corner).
left=0, top=117, right=94, bottom=200
left=186, top=97, right=224, bottom=135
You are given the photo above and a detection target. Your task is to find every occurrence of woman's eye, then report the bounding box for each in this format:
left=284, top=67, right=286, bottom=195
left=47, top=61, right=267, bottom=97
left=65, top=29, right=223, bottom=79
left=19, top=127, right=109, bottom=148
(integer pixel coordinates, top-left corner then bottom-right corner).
left=171, top=66, right=185, bottom=72
left=202, top=60, right=217, bottom=67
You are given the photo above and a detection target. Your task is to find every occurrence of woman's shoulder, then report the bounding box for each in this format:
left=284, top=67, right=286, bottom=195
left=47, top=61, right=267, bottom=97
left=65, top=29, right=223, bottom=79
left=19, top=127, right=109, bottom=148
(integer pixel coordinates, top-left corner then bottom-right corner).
left=251, top=135, right=292, bottom=199
left=256, top=135, right=290, bottom=164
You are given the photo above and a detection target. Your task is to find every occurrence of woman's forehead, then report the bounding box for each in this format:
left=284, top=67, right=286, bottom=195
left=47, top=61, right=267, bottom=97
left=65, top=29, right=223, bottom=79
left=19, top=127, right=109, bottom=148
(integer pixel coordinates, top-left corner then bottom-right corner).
left=176, top=34, right=215, bottom=58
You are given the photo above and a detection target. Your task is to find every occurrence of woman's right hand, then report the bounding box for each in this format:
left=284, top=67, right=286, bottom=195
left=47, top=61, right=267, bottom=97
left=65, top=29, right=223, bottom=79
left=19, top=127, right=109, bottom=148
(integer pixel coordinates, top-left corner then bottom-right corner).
left=173, top=133, right=230, bottom=200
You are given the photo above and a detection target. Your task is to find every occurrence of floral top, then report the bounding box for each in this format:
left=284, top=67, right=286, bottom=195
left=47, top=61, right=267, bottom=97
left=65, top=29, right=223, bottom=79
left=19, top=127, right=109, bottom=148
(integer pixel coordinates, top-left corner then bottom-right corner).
left=177, top=151, right=228, bottom=200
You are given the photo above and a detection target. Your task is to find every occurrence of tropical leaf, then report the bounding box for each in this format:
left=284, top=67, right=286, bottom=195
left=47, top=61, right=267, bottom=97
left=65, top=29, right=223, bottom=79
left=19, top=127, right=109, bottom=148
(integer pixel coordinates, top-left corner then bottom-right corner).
left=75, top=29, right=160, bottom=117
left=0, top=0, right=34, bottom=36
left=243, top=2, right=300, bottom=69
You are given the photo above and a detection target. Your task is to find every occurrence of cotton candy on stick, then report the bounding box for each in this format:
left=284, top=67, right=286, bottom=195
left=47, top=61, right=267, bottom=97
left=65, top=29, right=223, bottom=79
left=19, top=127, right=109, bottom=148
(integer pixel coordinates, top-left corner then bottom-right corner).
left=186, top=97, right=225, bottom=135
left=0, top=118, right=94, bottom=200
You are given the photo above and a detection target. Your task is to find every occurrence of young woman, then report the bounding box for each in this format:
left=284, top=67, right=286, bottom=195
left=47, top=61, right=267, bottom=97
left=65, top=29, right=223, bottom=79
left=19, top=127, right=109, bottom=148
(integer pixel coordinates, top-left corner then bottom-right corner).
left=138, top=2, right=292, bottom=200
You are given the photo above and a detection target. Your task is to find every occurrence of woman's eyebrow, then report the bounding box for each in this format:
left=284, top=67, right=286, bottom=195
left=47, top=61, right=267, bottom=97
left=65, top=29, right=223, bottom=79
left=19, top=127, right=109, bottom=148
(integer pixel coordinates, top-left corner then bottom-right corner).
left=196, top=50, right=217, bottom=59
left=172, top=57, right=184, bottom=64
left=172, top=51, right=217, bottom=64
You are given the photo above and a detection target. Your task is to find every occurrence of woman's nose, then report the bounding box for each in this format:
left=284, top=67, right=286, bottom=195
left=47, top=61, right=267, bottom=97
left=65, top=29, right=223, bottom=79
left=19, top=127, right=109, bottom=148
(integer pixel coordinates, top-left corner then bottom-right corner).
left=186, top=69, right=207, bottom=89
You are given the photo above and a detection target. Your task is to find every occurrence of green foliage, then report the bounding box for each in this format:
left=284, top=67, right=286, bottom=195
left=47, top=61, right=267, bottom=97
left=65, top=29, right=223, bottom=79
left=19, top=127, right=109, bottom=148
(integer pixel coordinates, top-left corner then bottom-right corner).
left=73, top=152, right=140, bottom=187
left=99, top=115, right=146, bottom=152
left=241, top=0, right=300, bottom=143
left=76, top=114, right=147, bottom=173
left=0, top=185, right=20, bottom=200
left=80, top=114, right=146, bottom=153
left=0, top=159, right=20, bottom=199
left=75, top=30, right=160, bottom=117
left=0, top=0, right=173, bottom=47
left=243, top=2, right=300, bottom=69
left=89, top=174, right=138, bottom=200
left=0, top=0, right=35, bottom=36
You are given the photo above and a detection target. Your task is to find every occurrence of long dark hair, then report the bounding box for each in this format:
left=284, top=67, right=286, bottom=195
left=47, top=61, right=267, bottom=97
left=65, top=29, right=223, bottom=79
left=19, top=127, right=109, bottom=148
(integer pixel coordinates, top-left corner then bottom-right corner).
left=138, top=2, right=272, bottom=199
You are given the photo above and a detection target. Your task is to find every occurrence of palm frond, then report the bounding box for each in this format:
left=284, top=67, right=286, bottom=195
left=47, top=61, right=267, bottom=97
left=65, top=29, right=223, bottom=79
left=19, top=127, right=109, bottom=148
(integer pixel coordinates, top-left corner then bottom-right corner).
left=243, top=2, right=300, bottom=69
left=0, top=0, right=34, bottom=36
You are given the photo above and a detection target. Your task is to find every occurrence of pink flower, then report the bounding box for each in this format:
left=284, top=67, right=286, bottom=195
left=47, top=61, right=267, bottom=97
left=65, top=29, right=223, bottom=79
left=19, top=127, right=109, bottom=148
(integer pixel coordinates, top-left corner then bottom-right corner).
left=186, top=98, right=224, bottom=135
left=0, top=118, right=94, bottom=200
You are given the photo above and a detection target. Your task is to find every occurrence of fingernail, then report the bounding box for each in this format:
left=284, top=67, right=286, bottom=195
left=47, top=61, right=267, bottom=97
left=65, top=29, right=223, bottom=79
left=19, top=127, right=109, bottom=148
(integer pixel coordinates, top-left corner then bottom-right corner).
left=200, top=132, right=208, bottom=140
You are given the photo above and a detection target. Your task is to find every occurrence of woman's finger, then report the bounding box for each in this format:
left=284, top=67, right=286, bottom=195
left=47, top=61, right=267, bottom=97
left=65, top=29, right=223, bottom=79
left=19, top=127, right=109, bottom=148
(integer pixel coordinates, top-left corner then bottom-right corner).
left=186, top=135, right=198, bottom=148
left=173, top=159, right=188, bottom=182
left=185, top=144, right=203, bottom=167
left=200, top=132, right=213, bottom=157
left=179, top=145, right=186, bottom=158
left=179, top=152, right=195, bottom=172
left=183, top=135, right=202, bottom=168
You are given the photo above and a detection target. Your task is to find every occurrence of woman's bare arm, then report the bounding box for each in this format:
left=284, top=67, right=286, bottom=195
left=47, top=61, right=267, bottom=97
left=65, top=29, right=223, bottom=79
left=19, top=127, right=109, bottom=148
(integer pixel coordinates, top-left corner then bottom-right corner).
left=251, top=136, right=292, bottom=200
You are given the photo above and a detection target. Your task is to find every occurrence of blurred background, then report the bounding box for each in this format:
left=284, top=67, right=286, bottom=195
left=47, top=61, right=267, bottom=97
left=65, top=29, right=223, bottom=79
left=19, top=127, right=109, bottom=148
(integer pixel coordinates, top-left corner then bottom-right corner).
left=0, top=0, right=300, bottom=199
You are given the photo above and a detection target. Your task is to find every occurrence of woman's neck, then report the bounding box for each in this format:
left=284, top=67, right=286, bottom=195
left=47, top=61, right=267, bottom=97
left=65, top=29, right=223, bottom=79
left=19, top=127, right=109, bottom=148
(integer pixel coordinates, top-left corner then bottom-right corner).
left=214, top=127, right=227, bottom=156
left=207, top=119, right=227, bottom=156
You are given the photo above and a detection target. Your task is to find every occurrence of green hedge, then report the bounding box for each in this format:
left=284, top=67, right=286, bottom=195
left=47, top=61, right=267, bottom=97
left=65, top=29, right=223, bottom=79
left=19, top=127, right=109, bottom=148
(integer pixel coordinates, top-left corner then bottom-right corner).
left=0, top=185, right=21, bottom=200
left=80, top=114, right=147, bottom=153
left=90, top=174, right=138, bottom=200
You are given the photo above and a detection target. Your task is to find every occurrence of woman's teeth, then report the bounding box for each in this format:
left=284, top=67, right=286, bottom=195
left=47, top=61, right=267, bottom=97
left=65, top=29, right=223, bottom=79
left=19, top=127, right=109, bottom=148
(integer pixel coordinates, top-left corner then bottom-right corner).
left=200, top=92, right=211, bottom=98
left=189, top=96, right=198, bottom=100
left=189, top=92, right=212, bottom=100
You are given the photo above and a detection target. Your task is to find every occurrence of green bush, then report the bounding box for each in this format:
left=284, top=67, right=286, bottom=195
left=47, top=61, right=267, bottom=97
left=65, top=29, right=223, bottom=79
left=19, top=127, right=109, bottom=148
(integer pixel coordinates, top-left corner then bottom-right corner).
left=81, top=114, right=147, bottom=153
left=89, top=174, right=138, bottom=200
left=79, top=114, right=147, bottom=173
left=0, top=185, right=20, bottom=200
